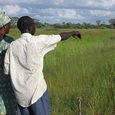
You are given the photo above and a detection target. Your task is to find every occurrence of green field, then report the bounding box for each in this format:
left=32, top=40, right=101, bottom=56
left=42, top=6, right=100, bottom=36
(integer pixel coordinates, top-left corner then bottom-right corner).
left=9, top=28, right=115, bottom=115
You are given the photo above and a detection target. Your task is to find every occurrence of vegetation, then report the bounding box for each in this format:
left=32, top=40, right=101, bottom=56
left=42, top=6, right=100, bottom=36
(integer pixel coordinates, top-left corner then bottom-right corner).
left=9, top=28, right=115, bottom=115
left=109, top=19, right=115, bottom=26
left=11, top=17, right=115, bottom=29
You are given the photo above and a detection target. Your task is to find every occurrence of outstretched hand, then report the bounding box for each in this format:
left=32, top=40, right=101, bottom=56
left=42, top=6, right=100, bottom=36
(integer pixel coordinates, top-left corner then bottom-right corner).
left=72, top=31, right=81, bottom=39
left=60, top=31, right=81, bottom=41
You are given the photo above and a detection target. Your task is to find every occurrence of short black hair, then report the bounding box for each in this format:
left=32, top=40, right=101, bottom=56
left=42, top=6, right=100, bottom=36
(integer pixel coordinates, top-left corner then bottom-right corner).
left=17, top=16, right=35, bottom=33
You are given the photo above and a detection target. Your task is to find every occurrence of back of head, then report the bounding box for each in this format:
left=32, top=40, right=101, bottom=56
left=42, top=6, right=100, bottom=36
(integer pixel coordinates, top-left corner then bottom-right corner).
left=17, top=16, right=35, bottom=35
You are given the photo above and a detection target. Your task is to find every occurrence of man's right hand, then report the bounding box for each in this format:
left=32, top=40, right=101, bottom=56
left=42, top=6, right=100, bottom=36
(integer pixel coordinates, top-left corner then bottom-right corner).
left=72, top=31, right=81, bottom=39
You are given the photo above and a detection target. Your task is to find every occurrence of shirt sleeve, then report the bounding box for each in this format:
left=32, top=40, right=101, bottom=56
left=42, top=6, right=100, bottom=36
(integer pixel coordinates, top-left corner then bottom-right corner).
left=36, top=35, right=61, bottom=55
left=4, top=46, right=10, bottom=75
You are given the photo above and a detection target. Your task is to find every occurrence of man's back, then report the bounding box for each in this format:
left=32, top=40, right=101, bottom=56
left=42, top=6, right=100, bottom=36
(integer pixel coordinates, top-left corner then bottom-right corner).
left=4, top=33, right=61, bottom=107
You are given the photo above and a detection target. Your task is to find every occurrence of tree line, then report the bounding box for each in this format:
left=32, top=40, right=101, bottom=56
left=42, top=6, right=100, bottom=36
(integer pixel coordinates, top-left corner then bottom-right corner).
left=11, top=17, right=115, bottom=29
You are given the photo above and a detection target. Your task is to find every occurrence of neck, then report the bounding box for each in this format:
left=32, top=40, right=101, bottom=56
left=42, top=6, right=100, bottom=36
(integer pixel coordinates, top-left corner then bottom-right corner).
left=25, top=29, right=30, bottom=33
left=22, top=29, right=31, bottom=34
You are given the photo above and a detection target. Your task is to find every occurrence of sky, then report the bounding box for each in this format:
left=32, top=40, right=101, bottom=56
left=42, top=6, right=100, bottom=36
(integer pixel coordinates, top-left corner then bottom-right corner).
left=0, top=0, right=115, bottom=24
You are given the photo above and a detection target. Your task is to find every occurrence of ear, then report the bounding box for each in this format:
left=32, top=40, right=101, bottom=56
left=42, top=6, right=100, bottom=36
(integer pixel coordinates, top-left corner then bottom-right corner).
left=30, top=26, right=35, bottom=35
left=27, top=26, right=32, bottom=33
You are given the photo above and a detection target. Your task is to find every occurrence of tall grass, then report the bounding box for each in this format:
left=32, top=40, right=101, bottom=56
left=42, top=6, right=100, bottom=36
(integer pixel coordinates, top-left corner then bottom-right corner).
left=9, top=28, right=115, bottom=115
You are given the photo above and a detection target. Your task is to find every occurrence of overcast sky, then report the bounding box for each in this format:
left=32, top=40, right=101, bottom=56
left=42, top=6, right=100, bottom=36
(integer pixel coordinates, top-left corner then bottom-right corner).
left=0, top=0, right=115, bottom=24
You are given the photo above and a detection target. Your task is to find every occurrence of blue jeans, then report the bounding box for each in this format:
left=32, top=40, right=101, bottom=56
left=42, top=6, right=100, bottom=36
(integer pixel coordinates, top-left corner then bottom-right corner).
left=18, top=90, right=50, bottom=115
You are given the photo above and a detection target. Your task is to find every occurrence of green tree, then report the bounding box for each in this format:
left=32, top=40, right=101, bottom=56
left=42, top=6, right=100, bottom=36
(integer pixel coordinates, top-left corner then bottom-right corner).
left=96, top=20, right=101, bottom=25
left=109, top=19, right=115, bottom=25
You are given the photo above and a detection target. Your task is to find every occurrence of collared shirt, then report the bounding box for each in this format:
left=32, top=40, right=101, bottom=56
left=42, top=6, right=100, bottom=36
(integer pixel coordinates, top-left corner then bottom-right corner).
left=4, top=33, right=61, bottom=107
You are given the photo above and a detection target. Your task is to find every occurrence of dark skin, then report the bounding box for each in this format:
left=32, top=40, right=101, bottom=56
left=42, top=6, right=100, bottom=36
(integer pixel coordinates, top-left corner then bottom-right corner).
left=0, top=22, right=12, bottom=67
left=0, top=27, right=5, bottom=62
left=18, top=16, right=81, bottom=40
left=0, top=27, right=5, bottom=40
left=0, top=27, right=6, bottom=68
left=24, top=24, right=81, bottom=41
left=60, top=31, right=81, bottom=41
left=3, top=22, right=11, bottom=34
left=0, top=22, right=11, bottom=41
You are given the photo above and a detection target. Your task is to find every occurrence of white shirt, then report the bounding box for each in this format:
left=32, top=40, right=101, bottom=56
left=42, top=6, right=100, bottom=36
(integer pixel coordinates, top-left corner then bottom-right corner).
left=4, top=33, right=61, bottom=107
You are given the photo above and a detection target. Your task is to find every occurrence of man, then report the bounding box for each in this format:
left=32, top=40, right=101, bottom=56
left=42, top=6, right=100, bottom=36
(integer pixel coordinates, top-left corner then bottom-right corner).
left=4, top=16, right=81, bottom=115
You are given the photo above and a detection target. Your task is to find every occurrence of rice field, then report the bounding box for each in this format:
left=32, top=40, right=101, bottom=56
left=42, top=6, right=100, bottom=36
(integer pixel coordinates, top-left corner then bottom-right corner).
left=9, top=28, right=115, bottom=115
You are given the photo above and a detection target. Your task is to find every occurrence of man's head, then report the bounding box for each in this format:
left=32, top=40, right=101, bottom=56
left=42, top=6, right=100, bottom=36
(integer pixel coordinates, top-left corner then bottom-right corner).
left=0, top=12, right=11, bottom=34
left=17, top=16, right=36, bottom=35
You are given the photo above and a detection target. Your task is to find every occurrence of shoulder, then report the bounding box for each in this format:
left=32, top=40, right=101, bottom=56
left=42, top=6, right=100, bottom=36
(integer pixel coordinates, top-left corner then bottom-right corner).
left=4, top=35, right=14, bottom=43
